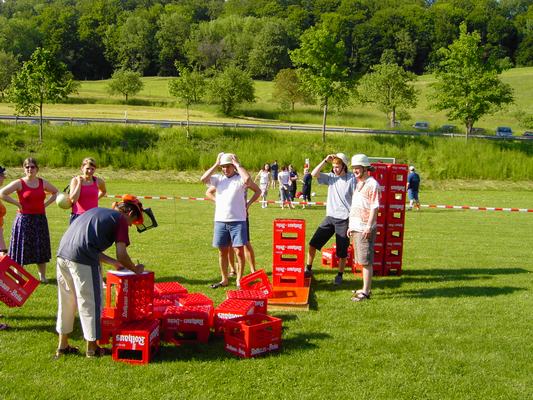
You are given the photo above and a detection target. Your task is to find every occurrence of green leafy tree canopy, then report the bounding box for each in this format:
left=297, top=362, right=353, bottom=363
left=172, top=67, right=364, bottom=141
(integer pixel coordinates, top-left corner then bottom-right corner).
left=431, top=22, right=514, bottom=137
left=290, top=25, right=349, bottom=142
left=107, top=68, right=144, bottom=103
left=207, top=65, right=255, bottom=116
left=357, top=53, right=417, bottom=128
left=8, top=47, right=75, bottom=142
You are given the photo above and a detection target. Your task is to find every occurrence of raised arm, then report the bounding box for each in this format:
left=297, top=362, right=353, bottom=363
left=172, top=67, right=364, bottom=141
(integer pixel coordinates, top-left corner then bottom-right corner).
left=200, top=152, right=224, bottom=184
left=311, top=154, right=334, bottom=177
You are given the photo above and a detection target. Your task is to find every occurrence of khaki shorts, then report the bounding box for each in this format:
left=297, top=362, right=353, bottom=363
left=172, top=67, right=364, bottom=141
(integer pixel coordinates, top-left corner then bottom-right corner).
left=352, top=229, right=377, bottom=266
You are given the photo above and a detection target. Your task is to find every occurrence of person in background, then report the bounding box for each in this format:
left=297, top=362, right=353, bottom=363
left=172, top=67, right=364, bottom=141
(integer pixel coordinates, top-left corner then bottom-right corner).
left=69, top=157, right=107, bottom=223
left=0, top=158, right=58, bottom=283
left=407, top=165, right=421, bottom=211
left=255, top=163, right=271, bottom=208
left=301, top=167, right=312, bottom=208
left=304, top=153, right=354, bottom=285
left=348, top=154, right=380, bottom=302
left=55, top=196, right=148, bottom=358
left=288, top=164, right=298, bottom=202
left=0, top=166, right=9, bottom=331
left=201, top=153, right=261, bottom=289
left=270, top=160, right=278, bottom=189
left=278, top=165, right=294, bottom=209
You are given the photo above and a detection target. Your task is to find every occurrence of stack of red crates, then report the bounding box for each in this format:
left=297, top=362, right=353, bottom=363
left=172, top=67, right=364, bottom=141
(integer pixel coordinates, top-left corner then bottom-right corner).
left=272, top=219, right=306, bottom=287
left=100, top=270, right=160, bottom=364
left=340, top=163, right=407, bottom=277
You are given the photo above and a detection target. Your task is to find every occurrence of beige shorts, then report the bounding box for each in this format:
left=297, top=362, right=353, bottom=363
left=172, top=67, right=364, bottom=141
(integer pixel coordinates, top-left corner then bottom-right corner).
left=351, top=229, right=377, bottom=266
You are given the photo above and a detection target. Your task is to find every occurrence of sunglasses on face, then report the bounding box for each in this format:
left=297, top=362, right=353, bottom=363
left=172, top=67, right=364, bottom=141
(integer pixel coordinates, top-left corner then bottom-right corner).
left=24, top=166, right=36, bottom=169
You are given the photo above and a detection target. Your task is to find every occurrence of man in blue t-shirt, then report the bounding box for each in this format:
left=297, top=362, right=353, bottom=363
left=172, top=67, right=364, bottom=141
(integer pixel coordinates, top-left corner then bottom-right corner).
left=305, top=153, right=355, bottom=285
left=54, top=195, right=148, bottom=359
left=407, top=166, right=421, bottom=211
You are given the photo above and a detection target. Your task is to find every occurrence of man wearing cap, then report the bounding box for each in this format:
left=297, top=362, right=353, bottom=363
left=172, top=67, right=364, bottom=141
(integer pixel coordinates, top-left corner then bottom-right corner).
left=348, top=154, right=381, bottom=302
left=407, top=165, right=421, bottom=211
left=201, top=153, right=261, bottom=289
left=305, top=153, right=355, bottom=285
left=54, top=196, right=148, bottom=358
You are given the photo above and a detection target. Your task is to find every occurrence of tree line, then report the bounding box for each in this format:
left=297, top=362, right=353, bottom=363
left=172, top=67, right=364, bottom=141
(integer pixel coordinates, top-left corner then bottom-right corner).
left=1, top=0, right=532, bottom=80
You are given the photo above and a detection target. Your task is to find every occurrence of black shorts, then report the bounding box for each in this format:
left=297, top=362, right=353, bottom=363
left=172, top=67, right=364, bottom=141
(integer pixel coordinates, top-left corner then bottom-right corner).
left=309, top=216, right=350, bottom=258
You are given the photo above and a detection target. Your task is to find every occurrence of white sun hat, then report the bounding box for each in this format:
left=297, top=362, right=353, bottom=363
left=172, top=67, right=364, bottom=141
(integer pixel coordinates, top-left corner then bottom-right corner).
left=334, top=153, right=349, bottom=167
left=219, top=153, right=234, bottom=166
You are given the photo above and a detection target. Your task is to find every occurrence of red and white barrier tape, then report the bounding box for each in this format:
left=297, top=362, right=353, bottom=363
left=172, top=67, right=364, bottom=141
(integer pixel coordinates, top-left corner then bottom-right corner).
left=105, top=195, right=531, bottom=212
left=421, top=204, right=532, bottom=213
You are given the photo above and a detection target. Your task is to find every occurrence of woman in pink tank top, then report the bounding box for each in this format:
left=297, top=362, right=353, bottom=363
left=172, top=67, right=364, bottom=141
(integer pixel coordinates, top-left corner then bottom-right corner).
left=0, top=158, right=58, bottom=283
left=68, top=157, right=107, bottom=224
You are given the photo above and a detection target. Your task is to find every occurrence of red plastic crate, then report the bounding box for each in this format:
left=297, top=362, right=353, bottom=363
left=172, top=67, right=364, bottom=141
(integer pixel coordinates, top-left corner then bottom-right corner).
left=153, top=298, right=174, bottom=319
left=387, top=189, right=406, bottom=205
left=272, top=219, right=306, bottom=247
left=386, top=205, right=406, bottom=227
left=154, top=281, right=188, bottom=301
left=369, top=163, right=390, bottom=189
left=0, top=255, right=40, bottom=307
left=389, top=164, right=408, bottom=190
left=162, top=305, right=212, bottom=344
left=385, top=226, right=404, bottom=246
left=239, top=270, right=273, bottom=297
left=112, top=319, right=160, bottom=365
left=214, top=299, right=255, bottom=335
left=224, top=314, right=282, bottom=358
left=273, top=242, right=306, bottom=267
left=321, top=246, right=354, bottom=269
left=178, top=292, right=214, bottom=308
left=104, top=270, right=154, bottom=321
left=99, top=308, right=124, bottom=345
left=352, top=261, right=385, bottom=277
left=227, top=289, right=268, bottom=314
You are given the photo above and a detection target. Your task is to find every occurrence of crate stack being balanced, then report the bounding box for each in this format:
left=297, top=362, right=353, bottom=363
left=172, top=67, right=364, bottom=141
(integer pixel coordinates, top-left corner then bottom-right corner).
left=321, top=163, right=408, bottom=276
left=272, top=219, right=306, bottom=287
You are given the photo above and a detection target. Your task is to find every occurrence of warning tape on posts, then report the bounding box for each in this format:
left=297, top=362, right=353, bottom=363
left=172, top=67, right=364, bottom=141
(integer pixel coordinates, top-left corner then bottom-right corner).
left=105, top=195, right=532, bottom=212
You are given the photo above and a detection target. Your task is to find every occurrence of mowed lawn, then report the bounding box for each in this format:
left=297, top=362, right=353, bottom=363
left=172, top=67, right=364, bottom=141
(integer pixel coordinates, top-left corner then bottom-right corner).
left=0, top=179, right=531, bottom=400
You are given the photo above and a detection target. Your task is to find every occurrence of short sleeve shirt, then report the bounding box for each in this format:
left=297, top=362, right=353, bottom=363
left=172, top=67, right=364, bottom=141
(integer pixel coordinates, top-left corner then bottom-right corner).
left=57, top=207, right=130, bottom=267
left=349, top=176, right=381, bottom=232
left=317, top=172, right=355, bottom=220
left=210, top=174, right=247, bottom=222
left=408, top=172, right=420, bottom=191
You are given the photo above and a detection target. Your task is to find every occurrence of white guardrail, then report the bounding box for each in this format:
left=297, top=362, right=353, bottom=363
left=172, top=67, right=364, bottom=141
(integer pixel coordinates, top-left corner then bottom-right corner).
left=1, top=115, right=531, bottom=141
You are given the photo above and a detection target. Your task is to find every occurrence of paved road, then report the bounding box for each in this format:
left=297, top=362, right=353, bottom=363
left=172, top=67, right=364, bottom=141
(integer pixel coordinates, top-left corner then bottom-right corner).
left=0, top=114, right=530, bottom=141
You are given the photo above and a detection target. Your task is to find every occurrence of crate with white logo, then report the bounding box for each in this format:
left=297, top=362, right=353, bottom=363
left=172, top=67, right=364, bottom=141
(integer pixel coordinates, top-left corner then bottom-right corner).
left=112, top=319, right=160, bottom=365
left=224, top=314, right=282, bottom=358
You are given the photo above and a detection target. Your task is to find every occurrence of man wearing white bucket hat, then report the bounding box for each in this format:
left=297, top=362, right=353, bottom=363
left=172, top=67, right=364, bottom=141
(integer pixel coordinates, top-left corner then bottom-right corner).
left=348, top=154, right=380, bottom=302
left=201, top=153, right=260, bottom=289
left=304, top=153, right=355, bottom=285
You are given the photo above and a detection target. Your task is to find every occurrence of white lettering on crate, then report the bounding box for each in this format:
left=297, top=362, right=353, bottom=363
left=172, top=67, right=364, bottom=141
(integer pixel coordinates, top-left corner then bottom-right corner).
left=10, top=289, right=22, bottom=302
left=149, top=326, right=159, bottom=342
left=183, top=318, right=204, bottom=326
left=121, top=280, right=129, bottom=318
left=0, top=279, right=9, bottom=291
left=115, top=334, right=145, bottom=346
left=287, top=245, right=302, bottom=251
left=218, top=313, right=241, bottom=319
left=286, top=267, right=302, bottom=273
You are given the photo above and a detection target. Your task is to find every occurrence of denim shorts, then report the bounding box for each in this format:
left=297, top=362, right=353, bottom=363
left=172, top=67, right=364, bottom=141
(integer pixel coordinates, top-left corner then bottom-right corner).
left=212, top=221, right=248, bottom=248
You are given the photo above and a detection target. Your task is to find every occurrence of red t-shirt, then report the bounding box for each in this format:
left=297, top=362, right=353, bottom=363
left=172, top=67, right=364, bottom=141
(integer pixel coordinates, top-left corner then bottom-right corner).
left=17, top=178, right=45, bottom=214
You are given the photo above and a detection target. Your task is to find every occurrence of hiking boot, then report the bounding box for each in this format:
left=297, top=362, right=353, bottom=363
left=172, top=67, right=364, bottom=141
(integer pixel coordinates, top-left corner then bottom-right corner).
left=333, top=274, right=343, bottom=285
left=304, top=268, right=313, bottom=278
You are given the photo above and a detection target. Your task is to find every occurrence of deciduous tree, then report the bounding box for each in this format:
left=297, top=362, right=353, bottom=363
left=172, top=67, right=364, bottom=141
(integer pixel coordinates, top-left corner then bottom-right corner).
left=290, top=26, right=349, bottom=142
left=8, top=47, right=75, bottom=142
left=357, top=54, right=417, bottom=128
left=0, top=51, right=18, bottom=100
left=107, top=68, right=144, bottom=103
left=272, top=68, right=308, bottom=112
left=168, top=65, right=206, bottom=138
left=431, top=22, right=514, bottom=138
left=207, top=65, right=255, bottom=115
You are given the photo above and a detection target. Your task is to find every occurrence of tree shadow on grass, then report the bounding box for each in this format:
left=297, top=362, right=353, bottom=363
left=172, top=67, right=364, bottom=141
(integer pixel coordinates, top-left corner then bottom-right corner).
left=384, top=285, right=526, bottom=299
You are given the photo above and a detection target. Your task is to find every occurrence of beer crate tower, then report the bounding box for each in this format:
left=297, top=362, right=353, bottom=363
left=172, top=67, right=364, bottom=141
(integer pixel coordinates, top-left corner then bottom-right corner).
left=272, top=219, right=306, bottom=287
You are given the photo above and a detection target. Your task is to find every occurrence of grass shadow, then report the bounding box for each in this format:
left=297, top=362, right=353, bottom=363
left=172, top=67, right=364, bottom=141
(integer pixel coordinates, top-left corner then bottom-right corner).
left=403, top=267, right=529, bottom=276
left=388, top=285, right=526, bottom=299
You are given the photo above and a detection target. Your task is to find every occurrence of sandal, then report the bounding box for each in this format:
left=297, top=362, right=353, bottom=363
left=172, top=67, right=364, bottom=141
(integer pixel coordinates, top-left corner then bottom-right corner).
left=210, top=281, right=228, bottom=289
left=228, top=271, right=236, bottom=277
left=351, top=289, right=372, bottom=296
left=54, top=345, right=80, bottom=359
left=86, top=346, right=112, bottom=358
left=351, top=292, right=371, bottom=302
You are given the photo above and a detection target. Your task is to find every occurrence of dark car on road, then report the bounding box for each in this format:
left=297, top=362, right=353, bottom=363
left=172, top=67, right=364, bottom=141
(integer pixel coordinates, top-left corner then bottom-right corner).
left=412, top=121, right=429, bottom=130
left=523, top=131, right=533, bottom=137
left=495, top=126, right=513, bottom=137
left=439, top=124, right=457, bottom=133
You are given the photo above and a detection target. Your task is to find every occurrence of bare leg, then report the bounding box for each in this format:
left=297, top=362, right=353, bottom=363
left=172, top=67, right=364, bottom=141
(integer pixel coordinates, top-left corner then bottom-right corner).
left=217, top=246, right=230, bottom=285
left=228, top=248, right=236, bottom=275
left=338, top=257, right=347, bottom=273
left=361, top=263, right=372, bottom=294
left=234, top=246, right=246, bottom=286
left=306, top=245, right=316, bottom=267
left=38, top=263, right=47, bottom=283
left=58, top=333, right=69, bottom=349
left=245, top=242, right=256, bottom=273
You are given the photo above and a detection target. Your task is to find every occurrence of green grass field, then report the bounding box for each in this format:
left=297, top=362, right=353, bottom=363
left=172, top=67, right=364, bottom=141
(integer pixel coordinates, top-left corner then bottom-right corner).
left=1, top=67, right=532, bottom=134
left=0, top=177, right=531, bottom=400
